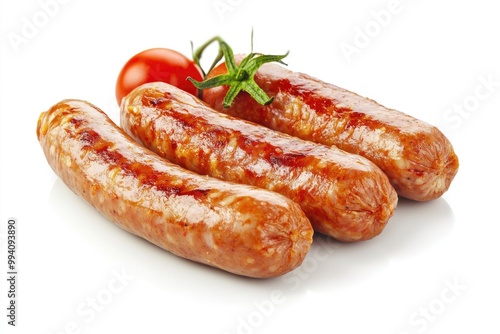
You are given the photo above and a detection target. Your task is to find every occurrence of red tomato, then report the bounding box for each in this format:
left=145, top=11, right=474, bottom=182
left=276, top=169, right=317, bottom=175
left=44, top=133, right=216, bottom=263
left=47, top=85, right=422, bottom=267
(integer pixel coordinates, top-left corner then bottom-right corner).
left=115, top=48, right=203, bottom=105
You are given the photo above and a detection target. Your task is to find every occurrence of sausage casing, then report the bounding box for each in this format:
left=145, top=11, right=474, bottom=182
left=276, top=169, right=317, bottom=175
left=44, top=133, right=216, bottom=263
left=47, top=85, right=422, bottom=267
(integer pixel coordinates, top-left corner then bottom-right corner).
left=121, top=82, right=398, bottom=242
left=36, top=99, right=313, bottom=278
left=202, top=58, right=459, bottom=201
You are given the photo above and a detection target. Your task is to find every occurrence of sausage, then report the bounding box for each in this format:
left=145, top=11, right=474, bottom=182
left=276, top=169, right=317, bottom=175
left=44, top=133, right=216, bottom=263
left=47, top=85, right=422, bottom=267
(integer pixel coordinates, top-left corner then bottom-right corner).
left=201, top=57, right=459, bottom=201
left=121, top=82, right=398, bottom=242
left=36, top=99, right=313, bottom=278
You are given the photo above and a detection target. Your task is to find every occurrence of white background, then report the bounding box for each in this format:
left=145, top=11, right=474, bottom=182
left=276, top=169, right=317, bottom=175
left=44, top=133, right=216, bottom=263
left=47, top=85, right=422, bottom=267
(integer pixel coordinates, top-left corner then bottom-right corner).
left=1, top=0, right=499, bottom=333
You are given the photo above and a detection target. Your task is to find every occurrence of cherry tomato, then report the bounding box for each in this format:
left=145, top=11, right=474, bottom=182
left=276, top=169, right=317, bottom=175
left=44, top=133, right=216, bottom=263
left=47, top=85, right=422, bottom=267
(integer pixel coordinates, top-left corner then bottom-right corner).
left=115, top=48, right=203, bottom=105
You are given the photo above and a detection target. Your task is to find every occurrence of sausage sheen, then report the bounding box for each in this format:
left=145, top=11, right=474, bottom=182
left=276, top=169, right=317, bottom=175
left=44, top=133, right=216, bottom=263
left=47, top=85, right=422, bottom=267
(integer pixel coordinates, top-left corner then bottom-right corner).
left=202, top=57, right=459, bottom=201
left=36, top=99, right=313, bottom=278
left=121, top=82, right=398, bottom=242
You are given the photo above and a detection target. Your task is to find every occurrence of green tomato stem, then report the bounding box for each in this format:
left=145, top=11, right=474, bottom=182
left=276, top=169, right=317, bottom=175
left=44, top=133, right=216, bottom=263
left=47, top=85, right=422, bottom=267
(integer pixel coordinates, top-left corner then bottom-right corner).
left=189, top=34, right=289, bottom=108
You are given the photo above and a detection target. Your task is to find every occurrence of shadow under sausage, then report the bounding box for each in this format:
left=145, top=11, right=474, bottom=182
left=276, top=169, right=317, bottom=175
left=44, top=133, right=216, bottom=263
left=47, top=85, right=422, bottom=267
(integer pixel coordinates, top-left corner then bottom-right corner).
left=48, top=178, right=456, bottom=307
left=288, top=196, right=456, bottom=290
left=48, top=179, right=288, bottom=301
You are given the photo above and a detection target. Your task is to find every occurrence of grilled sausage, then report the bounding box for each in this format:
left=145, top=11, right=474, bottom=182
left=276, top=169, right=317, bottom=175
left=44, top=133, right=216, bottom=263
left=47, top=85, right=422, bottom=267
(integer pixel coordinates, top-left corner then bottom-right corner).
left=121, top=82, right=398, bottom=242
left=202, top=57, right=459, bottom=201
left=36, top=99, right=313, bottom=278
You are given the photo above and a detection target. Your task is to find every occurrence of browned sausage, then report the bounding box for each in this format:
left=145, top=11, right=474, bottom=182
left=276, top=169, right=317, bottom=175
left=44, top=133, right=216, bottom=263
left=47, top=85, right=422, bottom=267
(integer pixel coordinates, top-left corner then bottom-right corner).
left=121, top=82, right=398, bottom=242
left=202, top=57, right=459, bottom=201
left=36, top=99, right=313, bottom=278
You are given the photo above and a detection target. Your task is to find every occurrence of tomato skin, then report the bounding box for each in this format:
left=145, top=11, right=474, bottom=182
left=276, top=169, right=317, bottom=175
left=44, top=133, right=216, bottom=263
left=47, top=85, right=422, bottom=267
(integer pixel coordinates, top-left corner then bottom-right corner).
left=115, top=48, right=203, bottom=105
